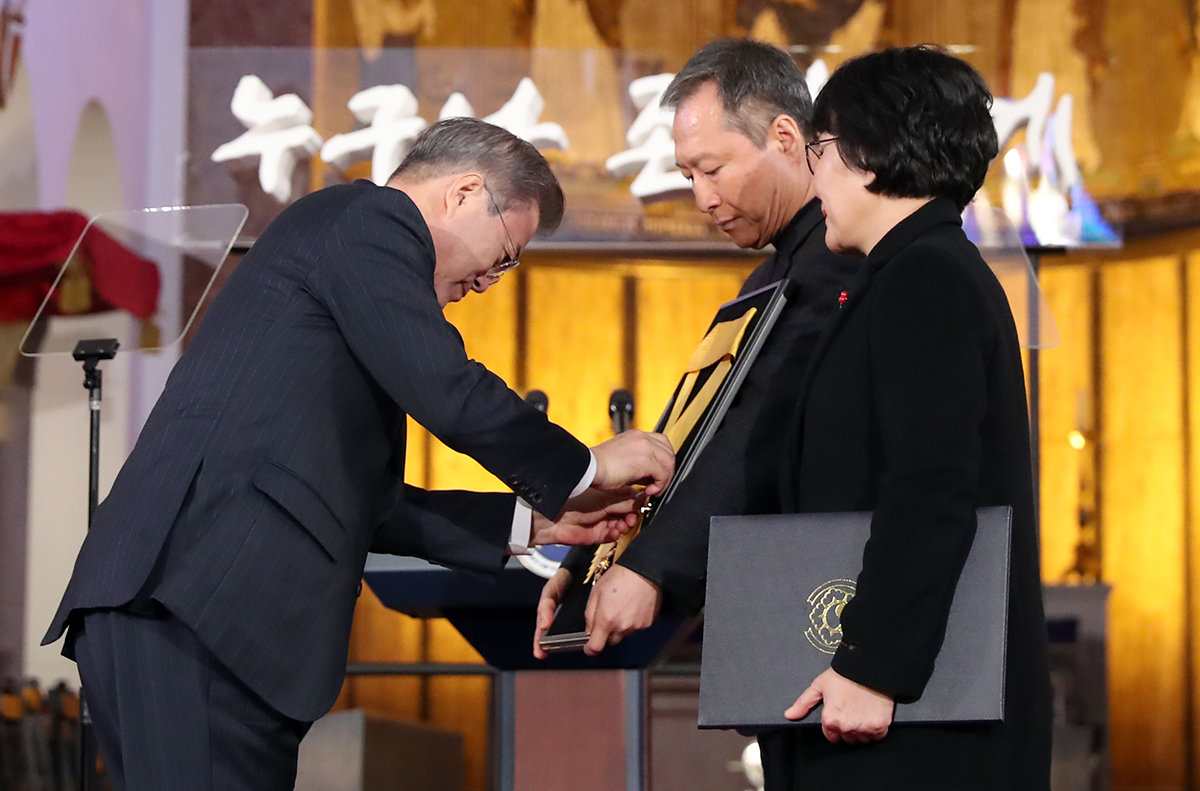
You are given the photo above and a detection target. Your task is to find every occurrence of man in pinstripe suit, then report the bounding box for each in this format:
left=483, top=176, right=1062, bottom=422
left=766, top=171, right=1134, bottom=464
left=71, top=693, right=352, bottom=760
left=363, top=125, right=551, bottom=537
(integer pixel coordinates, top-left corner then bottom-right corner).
left=41, top=118, right=674, bottom=791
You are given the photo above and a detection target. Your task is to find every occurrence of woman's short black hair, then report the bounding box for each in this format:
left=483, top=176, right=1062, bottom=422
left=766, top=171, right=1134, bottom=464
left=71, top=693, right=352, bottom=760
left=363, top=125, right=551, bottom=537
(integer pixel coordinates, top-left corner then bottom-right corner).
left=812, top=46, right=999, bottom=211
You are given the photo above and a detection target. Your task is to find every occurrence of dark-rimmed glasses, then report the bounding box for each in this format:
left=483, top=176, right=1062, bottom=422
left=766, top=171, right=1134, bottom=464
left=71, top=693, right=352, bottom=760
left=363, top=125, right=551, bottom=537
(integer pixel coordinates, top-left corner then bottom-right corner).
left=805, top=137, right=839, bottom=175
left=484, top=186, right=521, bottom=279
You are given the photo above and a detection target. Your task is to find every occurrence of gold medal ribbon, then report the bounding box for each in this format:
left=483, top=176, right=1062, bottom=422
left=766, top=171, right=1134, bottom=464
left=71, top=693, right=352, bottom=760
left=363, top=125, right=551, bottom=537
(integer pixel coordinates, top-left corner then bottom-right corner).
left=584, top=308, right=757, bottom=583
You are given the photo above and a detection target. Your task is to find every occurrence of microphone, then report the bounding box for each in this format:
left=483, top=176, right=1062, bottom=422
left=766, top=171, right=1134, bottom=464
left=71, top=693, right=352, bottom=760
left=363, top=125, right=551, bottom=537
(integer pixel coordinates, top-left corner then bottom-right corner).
left=525, top=389, right=549, bottom=413
left=609, top=389, right=634, bottom=434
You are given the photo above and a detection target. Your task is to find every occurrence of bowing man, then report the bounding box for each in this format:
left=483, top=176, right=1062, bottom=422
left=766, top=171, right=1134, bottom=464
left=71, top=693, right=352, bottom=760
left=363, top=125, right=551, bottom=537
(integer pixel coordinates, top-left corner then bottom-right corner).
left=44, top=118, right=674, bottom=791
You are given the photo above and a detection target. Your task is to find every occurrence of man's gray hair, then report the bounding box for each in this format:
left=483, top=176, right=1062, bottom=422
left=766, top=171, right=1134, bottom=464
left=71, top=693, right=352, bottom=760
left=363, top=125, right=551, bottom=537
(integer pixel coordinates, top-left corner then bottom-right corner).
left=389, top=117, right=565, bottom=234
left=661, top=38, right=814, bottom=147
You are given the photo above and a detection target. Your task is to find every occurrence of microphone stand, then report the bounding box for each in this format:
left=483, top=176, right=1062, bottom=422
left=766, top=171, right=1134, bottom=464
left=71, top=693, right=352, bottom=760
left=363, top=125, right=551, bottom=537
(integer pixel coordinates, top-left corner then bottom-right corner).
left=71, top=338, right=119, bottom=791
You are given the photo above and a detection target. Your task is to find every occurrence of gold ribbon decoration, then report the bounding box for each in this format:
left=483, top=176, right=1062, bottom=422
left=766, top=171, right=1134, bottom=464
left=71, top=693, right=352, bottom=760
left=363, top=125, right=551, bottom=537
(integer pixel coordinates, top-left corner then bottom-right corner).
left=584, top=307, right=757, bottom=583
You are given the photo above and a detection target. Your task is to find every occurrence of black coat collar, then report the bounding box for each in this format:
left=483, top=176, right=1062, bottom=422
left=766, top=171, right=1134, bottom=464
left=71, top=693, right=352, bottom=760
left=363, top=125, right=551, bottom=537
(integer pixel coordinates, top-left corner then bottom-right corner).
left=829, top=197, right=962, bottom=317
left=860, top=197, right=962, bottom=277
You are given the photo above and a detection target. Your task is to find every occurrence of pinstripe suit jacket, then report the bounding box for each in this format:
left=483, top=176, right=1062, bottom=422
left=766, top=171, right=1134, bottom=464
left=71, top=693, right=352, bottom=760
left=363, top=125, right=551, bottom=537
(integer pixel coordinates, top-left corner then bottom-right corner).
left=44, top=181, right=590, bottom=721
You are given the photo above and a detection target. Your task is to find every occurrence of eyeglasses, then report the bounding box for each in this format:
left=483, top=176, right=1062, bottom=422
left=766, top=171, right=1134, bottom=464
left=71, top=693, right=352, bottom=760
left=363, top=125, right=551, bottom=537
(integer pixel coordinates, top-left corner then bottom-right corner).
left=805, top=136, right=839, bottom=175
left=484, top=186, right=520, bottom=279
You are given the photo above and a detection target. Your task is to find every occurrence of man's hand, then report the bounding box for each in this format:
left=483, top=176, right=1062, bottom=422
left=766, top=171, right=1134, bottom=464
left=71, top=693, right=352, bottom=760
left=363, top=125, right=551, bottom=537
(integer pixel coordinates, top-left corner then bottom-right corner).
left=532, top=568, right=572, bottom=659
left=590, top=431, right=675, bottom=496
left=784, top=667, right=895, bottom=744
left=530, top=488, right=640, bottom=547
left=583, top=564, right=662, bottom=656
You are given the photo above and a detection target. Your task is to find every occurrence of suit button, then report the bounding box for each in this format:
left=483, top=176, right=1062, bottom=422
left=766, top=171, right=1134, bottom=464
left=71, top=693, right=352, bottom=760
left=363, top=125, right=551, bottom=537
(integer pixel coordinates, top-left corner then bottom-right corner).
left=529, top=492, right=543, bottom=504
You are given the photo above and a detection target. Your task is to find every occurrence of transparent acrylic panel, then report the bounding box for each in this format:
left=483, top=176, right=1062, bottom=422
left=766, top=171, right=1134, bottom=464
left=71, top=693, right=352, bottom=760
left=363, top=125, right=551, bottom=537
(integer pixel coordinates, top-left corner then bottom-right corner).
left=189, top=46, right=1118, bottom=256
left=19, top=204, right=248, bottom=356
left=188, top=46, right=730, bottom=245
left=969, top=204, right=1060, bottom=350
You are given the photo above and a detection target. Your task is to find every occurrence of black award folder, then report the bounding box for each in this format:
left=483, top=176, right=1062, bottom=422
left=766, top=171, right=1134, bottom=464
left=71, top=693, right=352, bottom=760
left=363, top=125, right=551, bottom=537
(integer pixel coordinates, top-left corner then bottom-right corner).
left=698, top=506, right=1012, bottom=727
left=539, top=279, right=795, bottom=653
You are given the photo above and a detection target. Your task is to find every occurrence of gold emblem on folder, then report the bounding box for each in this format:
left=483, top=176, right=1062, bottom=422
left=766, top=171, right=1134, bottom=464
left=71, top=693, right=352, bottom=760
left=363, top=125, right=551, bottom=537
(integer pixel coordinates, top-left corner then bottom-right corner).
left=804, top=579, right=857, bottom=654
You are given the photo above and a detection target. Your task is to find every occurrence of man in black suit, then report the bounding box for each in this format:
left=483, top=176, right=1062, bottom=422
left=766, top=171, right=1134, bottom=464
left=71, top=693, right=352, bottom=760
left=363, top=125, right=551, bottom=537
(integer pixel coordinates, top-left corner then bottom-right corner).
left=43, top=118, right=674, bottom=791
left=534, top=39, right=859, bottom=656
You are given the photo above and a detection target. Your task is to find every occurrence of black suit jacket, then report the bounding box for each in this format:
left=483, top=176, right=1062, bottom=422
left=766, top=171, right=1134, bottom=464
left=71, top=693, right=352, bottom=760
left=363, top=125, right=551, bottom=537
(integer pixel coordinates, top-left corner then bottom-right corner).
left=45, top=181, right=590, bottom=721
left=562, top=200, right=860, bottom=613
left=774, top=198, right=1051, bottom=788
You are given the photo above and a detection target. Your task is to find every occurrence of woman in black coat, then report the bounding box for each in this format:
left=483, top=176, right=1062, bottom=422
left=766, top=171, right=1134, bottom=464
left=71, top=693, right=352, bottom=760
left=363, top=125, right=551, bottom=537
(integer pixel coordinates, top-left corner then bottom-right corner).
left=763, top=47, right=1053, bottom=789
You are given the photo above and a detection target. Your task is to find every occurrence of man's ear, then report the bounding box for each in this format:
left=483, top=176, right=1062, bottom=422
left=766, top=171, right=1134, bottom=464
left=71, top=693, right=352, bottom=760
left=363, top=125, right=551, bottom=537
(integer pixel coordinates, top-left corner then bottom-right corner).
left=443, top=173, right=487, bottom=217
left=769, top=114, right=804, bottom=156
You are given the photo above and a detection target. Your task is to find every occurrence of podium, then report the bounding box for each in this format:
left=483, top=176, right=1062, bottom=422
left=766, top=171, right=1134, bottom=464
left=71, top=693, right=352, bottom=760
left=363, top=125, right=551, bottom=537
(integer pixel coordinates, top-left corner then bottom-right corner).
left=363, top=554, right=696, bottom=791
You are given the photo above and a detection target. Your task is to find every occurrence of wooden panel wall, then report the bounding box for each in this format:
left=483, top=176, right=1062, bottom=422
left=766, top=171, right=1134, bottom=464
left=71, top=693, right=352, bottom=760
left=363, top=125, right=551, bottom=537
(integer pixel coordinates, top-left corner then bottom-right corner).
left=1187, top=252, right=1200, bottom=791
left=1037, top=231, right=1200, bottom=790
left=429, top=277, right=522, bottom=491
left=524, top=265, right=628, bottom=445
left=1100, top=258, right=1189, bottom=790
left=1037, top=264, right=1096, bottom=583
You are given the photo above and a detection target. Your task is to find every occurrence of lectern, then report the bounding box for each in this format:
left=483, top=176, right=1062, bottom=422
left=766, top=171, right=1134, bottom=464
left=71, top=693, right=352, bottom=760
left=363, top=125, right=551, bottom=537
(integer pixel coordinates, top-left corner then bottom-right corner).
left=363, top=554, right=695, bottom=791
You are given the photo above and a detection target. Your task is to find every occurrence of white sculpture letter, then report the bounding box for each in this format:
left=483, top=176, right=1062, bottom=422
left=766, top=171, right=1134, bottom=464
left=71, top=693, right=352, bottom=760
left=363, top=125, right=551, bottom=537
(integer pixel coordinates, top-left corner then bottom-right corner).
left=986, top=73, right=1117, bottom=246
left=211, top=75, right=324, bottom=203
left=483, top=78, right=569, bottom=150
left=606, top=73, right=692, bottom=203
left=438, top=92, right=475, bottom=121
left=992, top=72, right=1056, bottom=174
left=320, top=84, right=428, bottom=186
left=805, top=59, right=829, bottom=99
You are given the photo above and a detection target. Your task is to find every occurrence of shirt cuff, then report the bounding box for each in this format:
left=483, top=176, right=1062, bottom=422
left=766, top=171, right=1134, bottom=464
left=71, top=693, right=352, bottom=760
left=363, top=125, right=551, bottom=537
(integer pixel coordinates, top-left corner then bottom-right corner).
left=570, top=451, right=597, bottom=498
left=508, top=498, right=534, bottom=555
left=510, top=451, right=595, bottom=555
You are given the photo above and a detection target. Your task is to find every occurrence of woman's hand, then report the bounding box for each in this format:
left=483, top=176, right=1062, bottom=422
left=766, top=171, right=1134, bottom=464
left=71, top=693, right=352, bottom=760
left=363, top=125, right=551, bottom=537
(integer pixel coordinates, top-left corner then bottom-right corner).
left=784, top=667, right=895, bottom=744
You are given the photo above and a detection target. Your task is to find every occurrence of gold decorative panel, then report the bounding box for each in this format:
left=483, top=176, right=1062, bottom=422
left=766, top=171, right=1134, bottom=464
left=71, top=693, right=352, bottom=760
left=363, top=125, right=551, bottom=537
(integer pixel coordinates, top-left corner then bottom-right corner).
left=1186, top=252, right=1200, bottom=791
left=1037, top=263, right=1096, bottom=583
left=342, top=587, right=424, bottom=721
left=524, top=264, right=627, bottom=446
left=428, top=274, right=521, bottom=493
left=1099, top=257, right=1188, bottom=790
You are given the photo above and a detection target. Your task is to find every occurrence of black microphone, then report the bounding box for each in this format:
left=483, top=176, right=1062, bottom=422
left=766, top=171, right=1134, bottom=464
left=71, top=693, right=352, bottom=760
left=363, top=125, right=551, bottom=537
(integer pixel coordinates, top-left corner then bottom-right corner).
left=609, top=389, right=634, bottom=434
left=525, top=389, right=549, bottom=413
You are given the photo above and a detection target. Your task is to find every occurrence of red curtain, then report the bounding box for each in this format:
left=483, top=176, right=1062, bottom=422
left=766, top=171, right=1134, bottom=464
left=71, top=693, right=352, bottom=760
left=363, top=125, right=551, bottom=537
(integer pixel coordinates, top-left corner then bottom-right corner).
left=0, top=210, right=160, bottom=323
